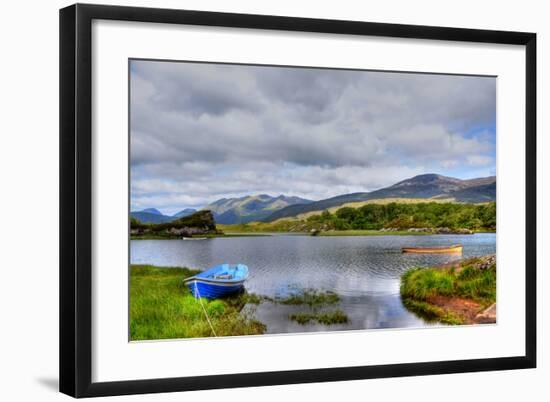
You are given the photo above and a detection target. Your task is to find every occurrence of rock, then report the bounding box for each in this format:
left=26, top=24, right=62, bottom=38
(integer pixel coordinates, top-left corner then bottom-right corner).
left=475, top=303, right=496, bottom=323
left=408, top=227, right=432, bottom=233
left=478, top=254, right=496, bottom=270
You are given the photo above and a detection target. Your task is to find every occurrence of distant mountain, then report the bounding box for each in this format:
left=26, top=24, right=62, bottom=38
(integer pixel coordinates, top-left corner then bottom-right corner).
left=130, top=211, right=174, bottom=224
left=265, top=174, right=496, bottom=221
left=376, top=174, right=496, bottom=202
left=131, top=208, right=197, bottom=224
left=141, top=208, right=162, bottom=215
left=204, top=194, right=313, bottom=224
left=442, top=182, right=496, bottom=203
left=173, top=208, right=197, bottom=218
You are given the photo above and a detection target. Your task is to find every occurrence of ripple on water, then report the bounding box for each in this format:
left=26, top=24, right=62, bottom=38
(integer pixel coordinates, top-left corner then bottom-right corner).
left=131, top=233, right=496, bottom=332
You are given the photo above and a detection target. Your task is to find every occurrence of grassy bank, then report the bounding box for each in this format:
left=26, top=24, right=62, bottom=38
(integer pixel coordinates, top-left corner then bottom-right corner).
left=130, top=267, right=350, bottom=339
left=318, top=230, right=429, bottom=236
left=400, top=255, right=496, bottom=325
left=130, top=265, right=265, bottom=340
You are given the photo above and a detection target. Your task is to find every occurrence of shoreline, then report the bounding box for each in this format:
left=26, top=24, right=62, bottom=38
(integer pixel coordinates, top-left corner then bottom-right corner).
left=400, top=254, right=496, bottom=325
left=130, top=265, right=350, bottom=340
left=131, top=230, right=495, bottom=240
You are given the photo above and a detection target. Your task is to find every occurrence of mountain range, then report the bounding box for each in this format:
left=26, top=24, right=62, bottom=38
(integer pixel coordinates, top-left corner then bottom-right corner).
left=130, top=207, right=197, bottom=224
left=204, top=194, right=312, bottom=224
left=131, top=173, right=496, bottom=225
left=265, top=174, right=496, bottom=221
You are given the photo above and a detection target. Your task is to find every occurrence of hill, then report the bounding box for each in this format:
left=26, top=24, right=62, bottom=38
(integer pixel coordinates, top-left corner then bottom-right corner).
left=204, top=194, right=313, bottom=224
left=221, top=200, right=496, bottom=234
left=131, top=210, right=219, bottom=238
left=130, top=208, right=197, bottom=224
left=265, top=174, right=496, bottom=221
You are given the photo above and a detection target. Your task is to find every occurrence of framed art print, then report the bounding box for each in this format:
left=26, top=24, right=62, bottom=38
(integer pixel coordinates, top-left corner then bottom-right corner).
left=59, top=4, right=536, bottom=398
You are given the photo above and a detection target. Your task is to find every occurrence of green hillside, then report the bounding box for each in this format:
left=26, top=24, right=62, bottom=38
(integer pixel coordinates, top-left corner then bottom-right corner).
left=204, top=194, right=312, bottom=224
left=220, top=201, right=496, bottom=234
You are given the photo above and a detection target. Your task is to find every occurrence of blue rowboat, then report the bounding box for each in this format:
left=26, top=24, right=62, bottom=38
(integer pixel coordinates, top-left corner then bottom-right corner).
left=184, top=264, right=248, bottom=299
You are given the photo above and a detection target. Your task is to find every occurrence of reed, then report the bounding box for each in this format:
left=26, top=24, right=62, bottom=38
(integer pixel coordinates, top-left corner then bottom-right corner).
left=289, top=310, right=349, bottom=325
left=278, top=289, right=340, bottom=307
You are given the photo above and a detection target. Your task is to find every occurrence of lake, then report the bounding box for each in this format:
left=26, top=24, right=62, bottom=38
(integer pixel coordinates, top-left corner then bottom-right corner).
left=131, top=233, right=496, bottom=334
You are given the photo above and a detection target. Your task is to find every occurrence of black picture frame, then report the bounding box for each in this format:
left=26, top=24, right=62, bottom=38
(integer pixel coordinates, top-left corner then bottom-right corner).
left=60, top=3, right=537, bottom=398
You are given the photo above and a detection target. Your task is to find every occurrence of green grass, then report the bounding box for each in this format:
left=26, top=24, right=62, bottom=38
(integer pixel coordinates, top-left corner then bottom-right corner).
left=218, top=222, right=308, bottom=234
left=130, top=265, right=265, bottom=340
left=401, top=264, right=496, bottom=304
left=289, top=310, right=349, bottom=325
left=400, top=258, right=496, bottom=324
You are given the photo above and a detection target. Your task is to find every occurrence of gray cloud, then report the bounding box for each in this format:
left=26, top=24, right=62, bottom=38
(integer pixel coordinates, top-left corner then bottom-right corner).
left=130, top=60, right=496, bottom=214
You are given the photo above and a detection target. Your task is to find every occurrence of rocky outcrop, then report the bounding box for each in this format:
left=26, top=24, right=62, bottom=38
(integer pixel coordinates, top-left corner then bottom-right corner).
left=379, top=227, right=474, bottom=234
left=168, top=227, right=211, bottom=237
left=476, top=254, right=496, bottom=270
left=405, top=227, right=473, bottom=234
left=131, top=210, right=220, bottom=238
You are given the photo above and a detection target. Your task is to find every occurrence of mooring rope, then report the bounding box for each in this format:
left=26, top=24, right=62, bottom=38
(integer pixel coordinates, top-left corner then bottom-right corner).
left=193, top=282, right=218, bottom=337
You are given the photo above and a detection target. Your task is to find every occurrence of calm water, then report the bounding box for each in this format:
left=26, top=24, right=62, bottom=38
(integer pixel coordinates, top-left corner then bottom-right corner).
left=131, top=233, right=496, bottom=334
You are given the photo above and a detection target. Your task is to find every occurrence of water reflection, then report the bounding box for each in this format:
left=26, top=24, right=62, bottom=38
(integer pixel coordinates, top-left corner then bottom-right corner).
left=131, top=233, right=496, bottom=332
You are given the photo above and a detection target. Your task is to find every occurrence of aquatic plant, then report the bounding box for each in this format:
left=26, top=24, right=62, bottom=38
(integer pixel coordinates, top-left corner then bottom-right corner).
left=289, top=310, right=349, bottom=325
left=277, top=289, right=340, bottom=307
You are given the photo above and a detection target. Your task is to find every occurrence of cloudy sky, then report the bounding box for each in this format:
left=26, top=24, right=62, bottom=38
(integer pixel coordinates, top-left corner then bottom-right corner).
left=130, top=60, right=496, bottom=215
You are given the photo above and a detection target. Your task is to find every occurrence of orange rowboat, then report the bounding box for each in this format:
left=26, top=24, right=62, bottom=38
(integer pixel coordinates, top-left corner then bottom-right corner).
left=401, top=244, right=463, bottom=254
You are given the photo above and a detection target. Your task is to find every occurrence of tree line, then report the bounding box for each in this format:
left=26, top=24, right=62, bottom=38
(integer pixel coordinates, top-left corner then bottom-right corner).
left=306, top=202, right=496, bottom=231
